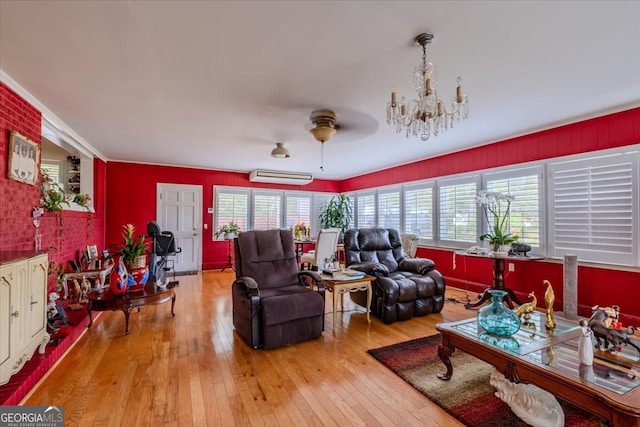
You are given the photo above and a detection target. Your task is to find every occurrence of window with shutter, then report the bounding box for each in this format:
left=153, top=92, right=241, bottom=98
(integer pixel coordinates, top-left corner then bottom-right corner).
left=438, top=178, right=479, bottom=244
left=356, top=193, right=375, bottom=228
left=404, top=184, right=433, bottom=240
left=214, top=189, right=249, bottom=238
left=285, top=194, right=311, bottom=228
left=377, top=188, right=401, bottom=230
left=253, top=193, right=282, bottom=230
left=549, top=152, right=638, bottom=265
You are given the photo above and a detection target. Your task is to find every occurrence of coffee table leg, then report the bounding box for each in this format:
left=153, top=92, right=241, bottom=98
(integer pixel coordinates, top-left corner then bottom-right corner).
left=437, top=343, right=455, bottom=380
left=87, top=303, right=93, bottom=329
left=123, top=308, right=132, bottom=335
left=171, top=291, right=176, bottom=316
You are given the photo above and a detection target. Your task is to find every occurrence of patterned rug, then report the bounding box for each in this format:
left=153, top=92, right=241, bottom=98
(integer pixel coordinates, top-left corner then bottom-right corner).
left=368, top=335, right=605, bottom=427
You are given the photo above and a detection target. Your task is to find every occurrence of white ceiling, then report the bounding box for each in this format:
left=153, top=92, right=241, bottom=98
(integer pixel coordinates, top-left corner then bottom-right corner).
left=2, top=1, right=640, bottom=180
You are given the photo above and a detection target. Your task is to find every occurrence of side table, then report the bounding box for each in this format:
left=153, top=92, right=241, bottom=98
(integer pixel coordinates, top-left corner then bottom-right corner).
left=456, top=251, right=545, bottom=309
left=86, top=283, right=176, bottom=335
left=321, top=274, right=374, bottom=330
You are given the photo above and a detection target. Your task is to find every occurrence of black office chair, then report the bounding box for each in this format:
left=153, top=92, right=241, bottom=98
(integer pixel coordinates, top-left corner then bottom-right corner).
left=146, top=221, right=182, bottom=286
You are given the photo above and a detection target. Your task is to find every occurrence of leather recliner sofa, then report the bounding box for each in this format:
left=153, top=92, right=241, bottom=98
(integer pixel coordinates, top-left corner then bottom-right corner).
left=344, top=228, right=445, bottom=324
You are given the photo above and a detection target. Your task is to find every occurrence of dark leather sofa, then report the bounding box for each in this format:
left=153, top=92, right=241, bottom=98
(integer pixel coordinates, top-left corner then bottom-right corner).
left=344, top=228, right=445, bottom=324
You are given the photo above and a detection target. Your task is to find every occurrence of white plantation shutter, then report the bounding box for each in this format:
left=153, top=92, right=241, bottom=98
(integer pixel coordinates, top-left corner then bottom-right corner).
left=485, top=170, right=541, bottom=247
left=215, top=189, right=249, bottom=237
left=285, top=193, right=311, bottom=229
left=356, top=192, right=376, bottom=228
left=549, top=153, right=638, bottom=265
left=312, top=193, right=334, bottom=238
left=253, top=192, right=282, bottom=230
left=377, top=188, right=401, bottom=230
left=404, top=184, right=433, bottom=240
left=438, top=177, right=479, bottom=244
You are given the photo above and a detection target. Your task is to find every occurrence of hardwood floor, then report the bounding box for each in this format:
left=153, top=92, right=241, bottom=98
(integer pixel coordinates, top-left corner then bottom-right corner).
left=24, top=271, right=478, bottom=426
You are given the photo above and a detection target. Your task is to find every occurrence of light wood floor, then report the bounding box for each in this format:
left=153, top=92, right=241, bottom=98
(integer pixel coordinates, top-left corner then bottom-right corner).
left=24, top=271, right=479, bottom=426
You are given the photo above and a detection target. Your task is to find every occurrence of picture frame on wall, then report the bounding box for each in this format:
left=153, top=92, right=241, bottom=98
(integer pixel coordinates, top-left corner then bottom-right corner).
left=7, top=131, right=40, bottom=186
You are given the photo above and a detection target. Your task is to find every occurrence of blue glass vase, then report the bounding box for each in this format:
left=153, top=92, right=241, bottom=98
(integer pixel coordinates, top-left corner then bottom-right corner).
left=477, top=289, right=521, bottom=336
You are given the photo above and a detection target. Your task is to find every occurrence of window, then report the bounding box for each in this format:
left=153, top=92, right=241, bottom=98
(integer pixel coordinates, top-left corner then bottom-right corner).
left=253, top=192, right=282, bottom=230
left=485, top=168, right=541, bottom=248
left=40, top=159, right=61, bottom=186
left=549, top=152, right=639, bottom=265
left=356, top=192, right=375, bottom=228
left=285, top=194, right=311, bottom=228
left=404, top=183, right=433, bottom=240
left=438, top=178, right=478, bottom=244
left=377, top=188, right=401, bottom=230
left=215, top=189, right=249, bottom=238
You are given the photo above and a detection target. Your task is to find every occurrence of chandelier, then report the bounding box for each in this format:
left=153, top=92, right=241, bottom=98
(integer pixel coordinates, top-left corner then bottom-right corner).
left=386, top=33, right=469, bottom=141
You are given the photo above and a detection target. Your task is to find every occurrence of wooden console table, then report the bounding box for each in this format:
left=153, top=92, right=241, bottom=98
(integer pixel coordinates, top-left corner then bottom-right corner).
left=86, top=283, right=176, bottom=335
left=456, top=251, right=545, bottom=309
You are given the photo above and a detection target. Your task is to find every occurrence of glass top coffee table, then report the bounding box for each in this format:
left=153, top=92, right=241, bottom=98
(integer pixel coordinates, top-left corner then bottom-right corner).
left=436, top=311, right=640, bottom=426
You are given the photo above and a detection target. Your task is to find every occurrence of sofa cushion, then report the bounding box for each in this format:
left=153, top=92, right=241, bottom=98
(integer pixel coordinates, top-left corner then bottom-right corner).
left=261, top=285, right=324, bottom=326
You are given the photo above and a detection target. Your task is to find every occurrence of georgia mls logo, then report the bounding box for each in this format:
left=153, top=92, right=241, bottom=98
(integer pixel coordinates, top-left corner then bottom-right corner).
left=0, top=405, right=64, bottom=426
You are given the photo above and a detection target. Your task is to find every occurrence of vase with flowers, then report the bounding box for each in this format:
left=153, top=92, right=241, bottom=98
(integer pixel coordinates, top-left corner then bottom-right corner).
left=476, top=190, right=519, bottom=254
left=215, top=221, right=241, bottom=240
left=291, top=222, right=311, bottom=241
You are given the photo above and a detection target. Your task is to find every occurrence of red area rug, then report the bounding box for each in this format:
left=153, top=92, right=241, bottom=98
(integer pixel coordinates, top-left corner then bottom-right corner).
left=368, top=335, right=605, bottom=427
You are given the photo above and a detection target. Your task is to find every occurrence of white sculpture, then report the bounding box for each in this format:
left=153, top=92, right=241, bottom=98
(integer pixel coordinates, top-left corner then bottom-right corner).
left=490, top=369, right=565, bottom=427
left=578, top=319, right=594, bottom=366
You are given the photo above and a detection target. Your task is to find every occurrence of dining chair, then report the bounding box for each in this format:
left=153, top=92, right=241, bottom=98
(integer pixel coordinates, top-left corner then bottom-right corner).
left=299, top=228, right=341, bottom=271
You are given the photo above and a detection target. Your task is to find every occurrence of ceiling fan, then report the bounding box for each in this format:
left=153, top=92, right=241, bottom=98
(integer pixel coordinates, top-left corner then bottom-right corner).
left=309, top=108, right=338, bottom=171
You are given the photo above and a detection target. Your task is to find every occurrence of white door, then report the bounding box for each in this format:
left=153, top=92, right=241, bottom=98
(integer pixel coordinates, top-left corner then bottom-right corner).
left=156, top=184, right=202, bottom=273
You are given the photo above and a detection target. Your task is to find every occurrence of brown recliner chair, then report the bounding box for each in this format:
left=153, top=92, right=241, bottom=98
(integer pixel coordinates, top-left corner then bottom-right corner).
left=232, top=229, right=325, bottom=349
left=344, top=228, right=446, bottom=324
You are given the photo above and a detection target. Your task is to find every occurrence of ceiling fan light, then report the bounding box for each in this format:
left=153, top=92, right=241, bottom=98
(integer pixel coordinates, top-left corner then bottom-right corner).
left=271, top=142, right=290, bottom=158
left=309, top=126, right=336, bottom=143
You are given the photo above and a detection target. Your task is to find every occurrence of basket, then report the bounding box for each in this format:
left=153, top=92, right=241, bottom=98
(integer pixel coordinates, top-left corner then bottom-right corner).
left=126, top=255, right=147, bottom=269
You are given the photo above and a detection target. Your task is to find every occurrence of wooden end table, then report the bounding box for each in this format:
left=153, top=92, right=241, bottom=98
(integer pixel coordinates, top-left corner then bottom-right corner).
left=86, top=283, right=176, bottom=335
left=321, top=274, right=374, bottom=330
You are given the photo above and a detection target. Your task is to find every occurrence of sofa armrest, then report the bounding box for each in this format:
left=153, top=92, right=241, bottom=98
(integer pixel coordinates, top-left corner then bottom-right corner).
left=349, top=262, right=389, bottom=277
left=399, top=258, right=435, bottom=275
left=234, top=276, right=260, bottom=297
left=298, top=270, right=325, bottom=292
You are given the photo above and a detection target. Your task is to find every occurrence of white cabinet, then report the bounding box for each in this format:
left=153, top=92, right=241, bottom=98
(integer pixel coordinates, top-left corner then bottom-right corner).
left=0, top=252, right=50, bottom=385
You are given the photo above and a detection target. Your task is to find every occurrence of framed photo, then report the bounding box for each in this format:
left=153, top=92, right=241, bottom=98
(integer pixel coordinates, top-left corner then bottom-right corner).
left=7, top=131, right=40, bottom=186
left=87, top=245, right=99, bottom=261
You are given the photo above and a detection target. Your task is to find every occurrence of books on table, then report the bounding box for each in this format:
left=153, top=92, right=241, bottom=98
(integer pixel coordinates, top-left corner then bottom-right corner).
left=328, top=269, right=366, bottom=281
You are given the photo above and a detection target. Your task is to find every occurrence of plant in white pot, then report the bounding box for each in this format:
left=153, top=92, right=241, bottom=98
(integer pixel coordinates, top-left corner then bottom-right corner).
left=215, top=221, right=241, bottom=240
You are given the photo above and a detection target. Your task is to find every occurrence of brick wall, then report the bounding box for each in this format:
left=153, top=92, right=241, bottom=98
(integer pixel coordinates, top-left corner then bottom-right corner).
left=1, top=82, right=104, bottom=293
left=0, top=83, right=42, bottom=251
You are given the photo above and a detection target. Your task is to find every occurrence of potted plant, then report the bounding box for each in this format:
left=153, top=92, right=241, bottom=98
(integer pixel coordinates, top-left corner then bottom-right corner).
left=40, top=170, right=70, bottom=212
left=215, top=221, right=241, bottom=240
left=119, top=223, right=148, bottom=269
left=476, top=190, right=519, bottom=253
left=318, top=194, right=353, bottom=239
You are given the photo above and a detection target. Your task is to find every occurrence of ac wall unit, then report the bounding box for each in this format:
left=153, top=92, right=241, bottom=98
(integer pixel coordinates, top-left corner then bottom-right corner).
left=249, top=170, right=313, bottom=185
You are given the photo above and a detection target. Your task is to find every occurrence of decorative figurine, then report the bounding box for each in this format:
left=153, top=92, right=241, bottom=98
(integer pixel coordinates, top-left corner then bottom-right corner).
left=490, top=369, right=564, bottom=427
left=578, top=319, right=594, bottom=365
left=588, top=308, right=640, bottom=354
left=544, top=280, right=556, bottom=330
left=79, top=275, right=90, bottom=303
left=516, top=291, right=537, bottom=327
left=72, top=278, right=81, bottom=302
left=591, top=305, right=621, bottom=328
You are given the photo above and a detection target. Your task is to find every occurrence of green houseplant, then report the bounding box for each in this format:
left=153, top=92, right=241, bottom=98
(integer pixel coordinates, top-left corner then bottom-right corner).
left=318, top=194, right=353, bottom=235
left=40, top=171, right=70, bottom=212
left=476, top=190, right=519, bottom=251
left=215, top=221, right=241, bottom=239
left=119, top=224, right=148, bottom=268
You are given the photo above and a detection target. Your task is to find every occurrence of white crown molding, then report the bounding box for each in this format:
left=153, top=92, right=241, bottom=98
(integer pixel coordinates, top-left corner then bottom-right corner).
left=1, top=70, right=107, bottom=161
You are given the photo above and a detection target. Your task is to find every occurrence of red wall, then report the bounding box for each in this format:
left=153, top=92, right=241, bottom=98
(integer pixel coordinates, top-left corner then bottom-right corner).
left=341, top=108, right=640, bottom=190
left=105, top=162, right=340, bottom=269
left=0, top=83, right=104, bottom=292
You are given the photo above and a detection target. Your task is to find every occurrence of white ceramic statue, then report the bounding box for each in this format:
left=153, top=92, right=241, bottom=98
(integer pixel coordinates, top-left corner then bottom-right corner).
left=578, top=319, right=594, bottom=366
left=490, top=369, right=565, bottom=427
